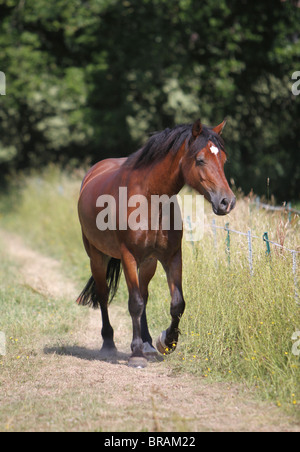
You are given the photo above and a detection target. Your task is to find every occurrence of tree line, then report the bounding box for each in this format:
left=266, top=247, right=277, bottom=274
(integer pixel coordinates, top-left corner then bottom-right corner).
left=0, top=0, right=299, bottom=201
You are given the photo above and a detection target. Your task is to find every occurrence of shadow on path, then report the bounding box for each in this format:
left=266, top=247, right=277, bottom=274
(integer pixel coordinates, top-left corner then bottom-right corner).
left=44, top=345, right=130, bottom=365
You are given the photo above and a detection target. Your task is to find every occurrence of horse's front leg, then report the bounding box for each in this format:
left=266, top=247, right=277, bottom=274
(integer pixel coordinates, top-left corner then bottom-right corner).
left=157, top=248, right=186, bottom=355
left=121, top=248, right=148, bottom=368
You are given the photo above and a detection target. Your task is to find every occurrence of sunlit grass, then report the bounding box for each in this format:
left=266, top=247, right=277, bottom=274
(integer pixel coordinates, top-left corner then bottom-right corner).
left=0, top=240, right=85, bottom=370
left=0, top=165, right=299, bottom=413
left=0, top=165, right=88, bottom=283
left=147, top=198, right=300, bottom=411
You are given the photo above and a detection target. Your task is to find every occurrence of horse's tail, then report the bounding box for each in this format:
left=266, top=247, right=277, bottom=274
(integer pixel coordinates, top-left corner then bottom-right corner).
left=76, top=258, right=122, bottom=308
left=106, top=258, right=122, bottom=304
left=76, top=276, right=98, bottom=308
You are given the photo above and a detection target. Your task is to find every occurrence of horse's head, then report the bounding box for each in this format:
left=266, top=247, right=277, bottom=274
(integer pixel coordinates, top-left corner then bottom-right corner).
left=182, top=119, right=236, bottom=216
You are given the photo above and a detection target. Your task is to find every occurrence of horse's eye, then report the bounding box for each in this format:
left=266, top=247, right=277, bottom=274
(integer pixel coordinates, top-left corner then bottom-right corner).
left=196, top=157, right=205, bottom=166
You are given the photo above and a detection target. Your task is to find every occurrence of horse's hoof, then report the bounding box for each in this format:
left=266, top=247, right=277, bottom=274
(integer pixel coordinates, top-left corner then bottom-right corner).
left=143, top=342, right=157, bottom=356
left=128, top=356, right=148, bottom=369
left=156, top=331, right=177, bottom=355
left=143, top=342, right=163, bottom=362
left=99, top=345, right=117, bottom=359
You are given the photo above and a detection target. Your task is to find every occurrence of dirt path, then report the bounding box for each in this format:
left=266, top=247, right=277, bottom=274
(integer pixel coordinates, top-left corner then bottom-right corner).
left=1, top=230, right=299, bottom=432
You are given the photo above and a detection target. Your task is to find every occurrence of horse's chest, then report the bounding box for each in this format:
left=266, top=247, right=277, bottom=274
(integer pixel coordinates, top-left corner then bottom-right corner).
left=143, top=229, right=182, bottom=257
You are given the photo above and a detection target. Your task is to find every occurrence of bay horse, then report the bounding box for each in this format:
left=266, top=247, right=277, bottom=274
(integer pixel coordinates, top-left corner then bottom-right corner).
left=77, top=119, right=236, bottom=368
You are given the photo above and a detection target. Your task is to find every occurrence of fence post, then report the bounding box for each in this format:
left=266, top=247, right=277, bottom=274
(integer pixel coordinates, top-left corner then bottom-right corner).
left=186, top=216, right=195, bottom=255
left=263, top=232, right=271, bottom=257
left=288, top=202, right=292, bottom=223
left=225, top=223, right=230, bottom=267
left=256, top=196, right=260, bottom=210
left=292, top=251, right=299, bottom=306
left=247, top=230, right=253, bottom=276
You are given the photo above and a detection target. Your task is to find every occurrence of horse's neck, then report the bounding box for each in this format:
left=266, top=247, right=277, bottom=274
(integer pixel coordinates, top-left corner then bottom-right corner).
left=142, top=149, right=185, bottom=197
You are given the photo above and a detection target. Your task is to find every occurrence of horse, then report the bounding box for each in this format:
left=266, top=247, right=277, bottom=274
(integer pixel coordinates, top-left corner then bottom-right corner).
left=77, top=119, right=236, bottom=368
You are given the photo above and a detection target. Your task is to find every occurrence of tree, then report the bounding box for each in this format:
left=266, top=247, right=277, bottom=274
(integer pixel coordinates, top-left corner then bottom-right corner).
left=0, top=0, right=299, bottom=201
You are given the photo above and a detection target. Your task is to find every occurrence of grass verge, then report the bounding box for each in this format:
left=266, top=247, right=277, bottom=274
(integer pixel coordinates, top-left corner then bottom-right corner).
left=0, top=165, right=299, bottom=416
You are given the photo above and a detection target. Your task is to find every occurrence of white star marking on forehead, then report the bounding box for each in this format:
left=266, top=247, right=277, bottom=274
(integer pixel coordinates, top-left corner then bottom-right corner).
left=210, top=144, right=219, bottom=155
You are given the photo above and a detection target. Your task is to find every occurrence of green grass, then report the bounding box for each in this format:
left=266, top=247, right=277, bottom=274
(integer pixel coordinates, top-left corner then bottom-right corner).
left=0, top=165, right=299, bottom=414
left=147, top=197, right=300, bottom=410
left=0, top=165, right=88, bottom=283
left=293, top=203, right=300, bottom=213
left=0, top=238, right=86, bottom=376
left=147, top=240, right=300, bottom=409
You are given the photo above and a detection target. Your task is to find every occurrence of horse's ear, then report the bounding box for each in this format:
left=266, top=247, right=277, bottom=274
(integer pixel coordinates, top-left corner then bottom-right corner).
left=213, top=118, right=227, bottom=135
left=192, top=119, right=203, bottom=138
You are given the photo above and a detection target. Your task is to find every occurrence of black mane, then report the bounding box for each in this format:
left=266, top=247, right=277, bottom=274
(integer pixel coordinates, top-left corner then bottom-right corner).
left=125, top=123, right=225, bottom=169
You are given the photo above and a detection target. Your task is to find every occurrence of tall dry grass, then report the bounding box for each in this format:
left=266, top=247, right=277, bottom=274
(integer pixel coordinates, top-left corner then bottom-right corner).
left=0, top=166, right=299, bottom=411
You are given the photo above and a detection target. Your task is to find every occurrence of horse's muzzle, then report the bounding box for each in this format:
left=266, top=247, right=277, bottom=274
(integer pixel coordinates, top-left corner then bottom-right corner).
left=212, top=195, right=236, bottom=216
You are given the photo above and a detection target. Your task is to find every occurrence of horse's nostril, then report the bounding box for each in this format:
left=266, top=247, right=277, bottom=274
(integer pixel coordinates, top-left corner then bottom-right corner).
left=220, top=198, right=229, bottom=209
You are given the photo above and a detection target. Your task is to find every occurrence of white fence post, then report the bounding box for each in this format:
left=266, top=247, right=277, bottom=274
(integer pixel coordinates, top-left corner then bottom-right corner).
left=292, top=251, right=299, bottom=306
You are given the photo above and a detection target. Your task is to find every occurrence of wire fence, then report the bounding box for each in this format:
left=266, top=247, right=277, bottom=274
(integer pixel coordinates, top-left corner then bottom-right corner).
left=209, top=219, right=299, bottom=306
left=185, top=196, right=300, bottom=306
left=253, top=197, right=300, bottom=218
left=185, top=212, right=299, bottom=308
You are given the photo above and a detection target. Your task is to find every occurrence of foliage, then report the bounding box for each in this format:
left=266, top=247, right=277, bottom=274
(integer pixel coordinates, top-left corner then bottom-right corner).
left=0, top=0, right=299, bottom=201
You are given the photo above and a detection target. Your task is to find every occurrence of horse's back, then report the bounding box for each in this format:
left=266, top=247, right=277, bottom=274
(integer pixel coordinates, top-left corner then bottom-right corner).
left=80, top=157, right=127, bottom=197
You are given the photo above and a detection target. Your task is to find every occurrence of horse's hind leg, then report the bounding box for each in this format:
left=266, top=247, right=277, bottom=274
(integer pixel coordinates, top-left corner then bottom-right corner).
left=121, top=248, right=147, bottom=368
left=89, top=246, right=117, bottom=354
